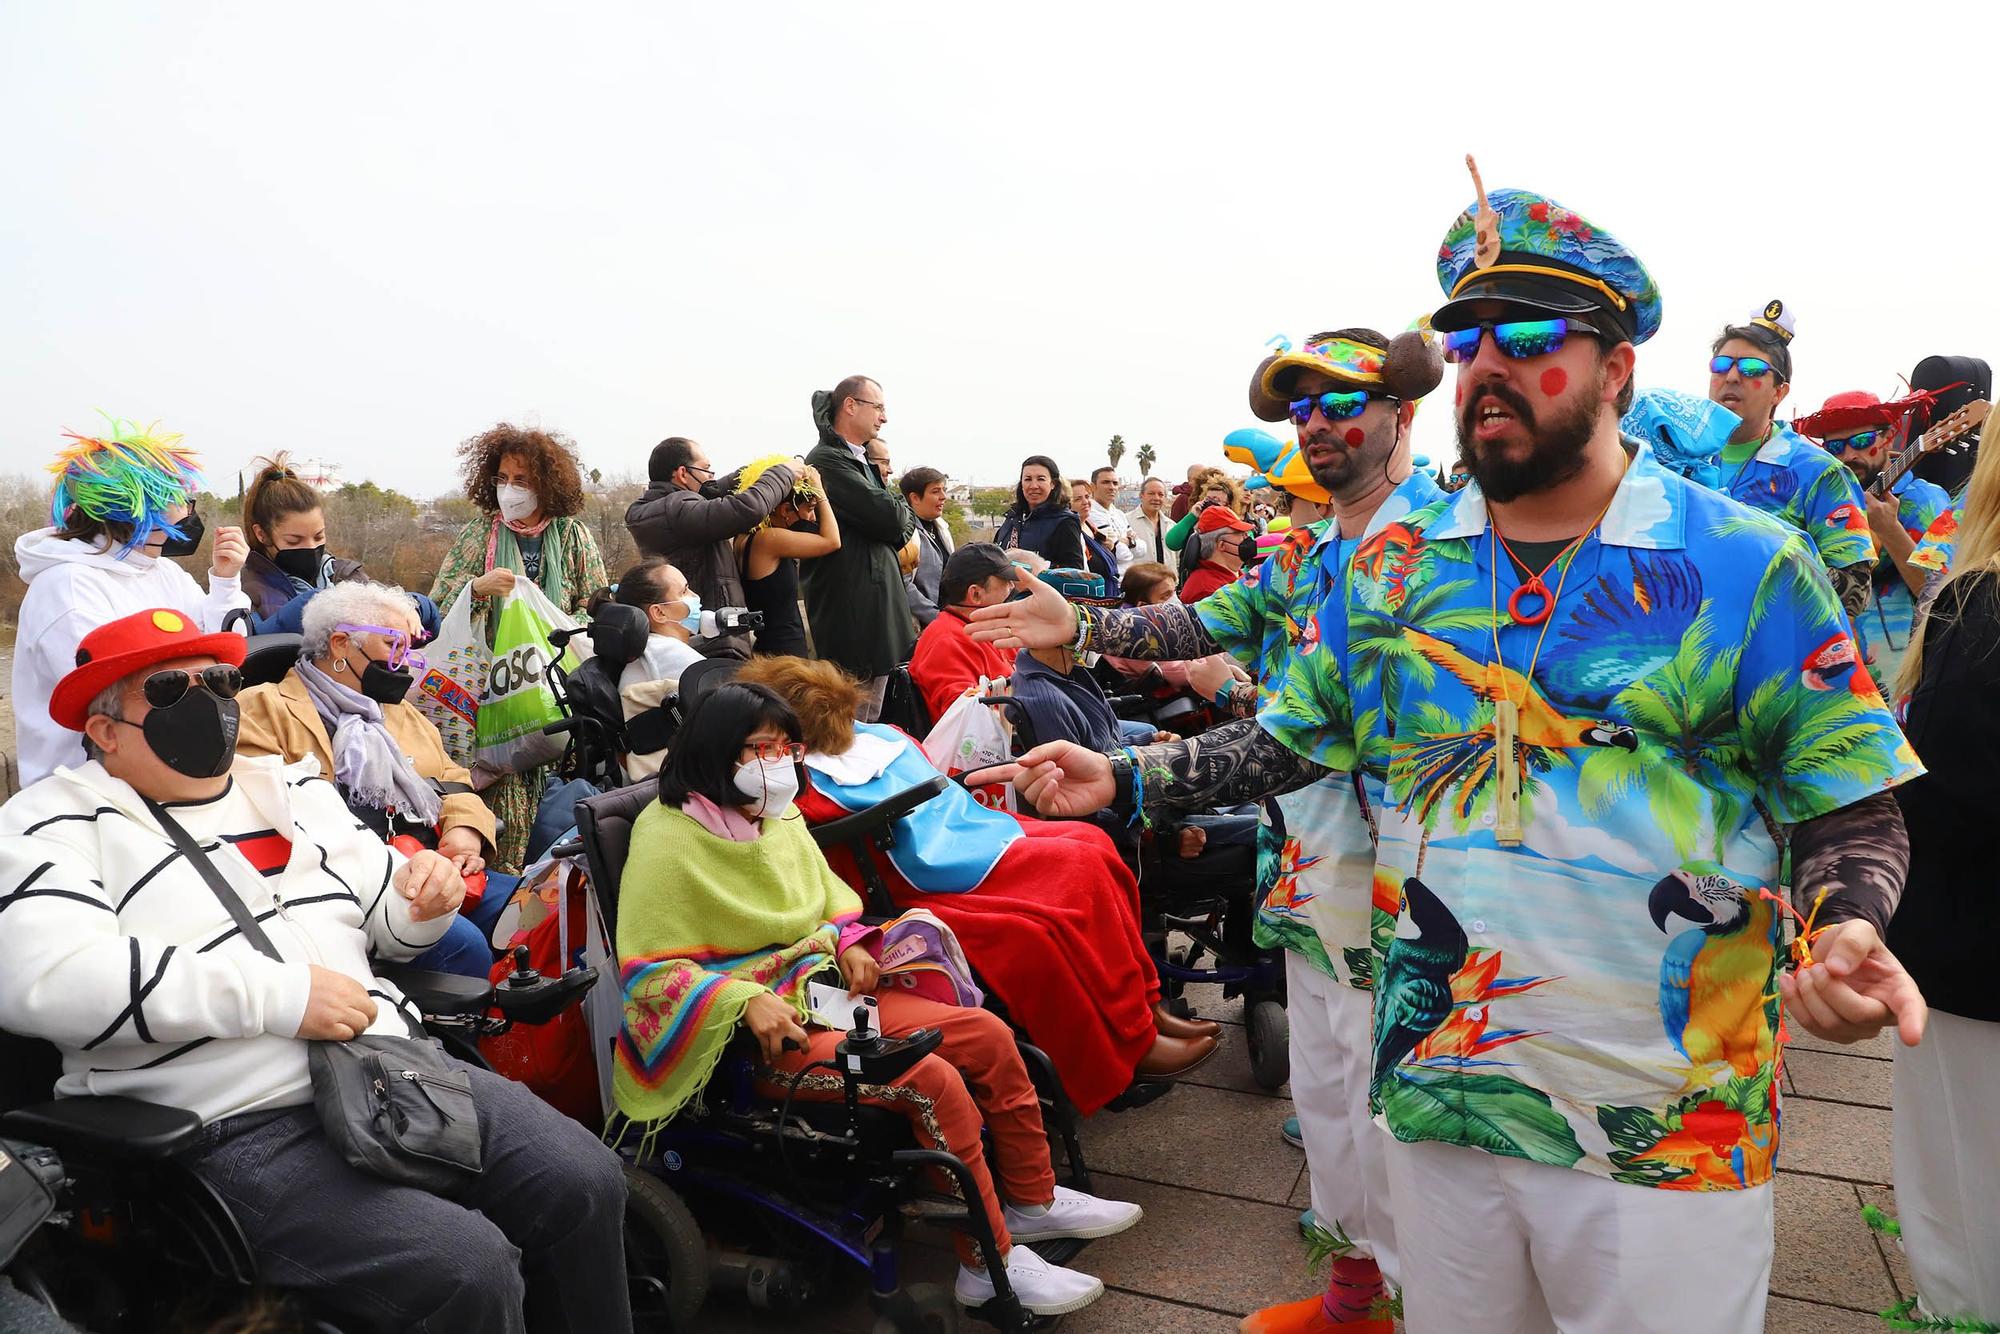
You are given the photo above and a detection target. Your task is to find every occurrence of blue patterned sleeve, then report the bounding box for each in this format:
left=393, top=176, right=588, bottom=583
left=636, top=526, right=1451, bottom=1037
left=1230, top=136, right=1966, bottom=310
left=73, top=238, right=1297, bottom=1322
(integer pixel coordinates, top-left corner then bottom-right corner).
left=1736, top=533, right=1923, bottom=824
left=1803, top=462, right=1877, bottom=570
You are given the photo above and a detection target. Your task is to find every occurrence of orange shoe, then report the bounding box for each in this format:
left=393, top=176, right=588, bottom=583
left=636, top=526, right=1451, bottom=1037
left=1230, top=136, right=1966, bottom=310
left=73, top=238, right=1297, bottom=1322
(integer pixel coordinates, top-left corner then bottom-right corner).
left=1237, top=1294, right=1394, bottom=1334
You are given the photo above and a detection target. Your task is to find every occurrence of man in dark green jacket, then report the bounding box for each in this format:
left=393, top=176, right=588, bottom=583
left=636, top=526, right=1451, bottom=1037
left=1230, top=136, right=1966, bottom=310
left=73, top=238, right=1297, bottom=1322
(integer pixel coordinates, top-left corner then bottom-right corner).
left=801, top=375, right=916, bottom=720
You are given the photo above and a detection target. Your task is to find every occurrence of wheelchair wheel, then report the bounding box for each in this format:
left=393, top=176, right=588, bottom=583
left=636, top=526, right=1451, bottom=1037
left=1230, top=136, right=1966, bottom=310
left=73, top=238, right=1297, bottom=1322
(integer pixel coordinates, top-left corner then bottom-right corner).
left=623, top=1166, right=710, bottom=1331
left=1247, top=1000, right=1290, bottom=1090
left=870, top=1281, right=962, bottom=1334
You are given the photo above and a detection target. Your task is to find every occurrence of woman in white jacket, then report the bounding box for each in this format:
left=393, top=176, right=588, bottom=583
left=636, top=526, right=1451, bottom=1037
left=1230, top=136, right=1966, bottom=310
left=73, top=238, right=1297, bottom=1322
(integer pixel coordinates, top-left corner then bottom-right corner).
left=12, top=420, right=250, bottom=786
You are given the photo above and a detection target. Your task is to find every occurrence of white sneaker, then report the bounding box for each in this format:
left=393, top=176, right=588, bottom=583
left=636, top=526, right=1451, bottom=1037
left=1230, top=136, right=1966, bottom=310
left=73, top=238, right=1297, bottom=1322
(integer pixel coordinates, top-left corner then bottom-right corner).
left=956, top=1245, right=1105, bottom=1315
left=1003, top=1184, right=1144, bottom=1241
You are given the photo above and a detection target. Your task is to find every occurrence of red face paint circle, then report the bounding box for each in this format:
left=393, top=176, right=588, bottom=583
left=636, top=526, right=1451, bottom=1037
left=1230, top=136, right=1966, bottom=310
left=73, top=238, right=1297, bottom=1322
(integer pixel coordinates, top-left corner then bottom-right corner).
left=1455, top=381, right=1466, bottom=406
left=1539, top=368, right=1569, bottom=398
left=1343, top=428, right=1366, bottom=447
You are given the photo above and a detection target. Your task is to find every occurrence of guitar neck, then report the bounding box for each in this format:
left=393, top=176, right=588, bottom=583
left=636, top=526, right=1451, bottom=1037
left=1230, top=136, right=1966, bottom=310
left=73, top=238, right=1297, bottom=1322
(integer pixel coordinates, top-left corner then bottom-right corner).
left=1873, top=409, right=1982, bottom=496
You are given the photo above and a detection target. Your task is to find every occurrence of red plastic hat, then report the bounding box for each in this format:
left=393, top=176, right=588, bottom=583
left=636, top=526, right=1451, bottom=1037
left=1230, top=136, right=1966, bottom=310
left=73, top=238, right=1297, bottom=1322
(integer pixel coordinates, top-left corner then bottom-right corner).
left=1792, top=390, right=1900, bottom=440
left=50, top=608, right=247, bottom=731
left=1195, top=505, right=1254, bottom=535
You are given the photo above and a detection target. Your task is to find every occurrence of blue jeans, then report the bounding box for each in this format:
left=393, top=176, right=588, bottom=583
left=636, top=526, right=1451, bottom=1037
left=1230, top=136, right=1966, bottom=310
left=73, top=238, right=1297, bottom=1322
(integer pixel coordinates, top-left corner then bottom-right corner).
left=1116, top=718, right=1157, bottom=745
left=412, top=915, right=495, bottom=979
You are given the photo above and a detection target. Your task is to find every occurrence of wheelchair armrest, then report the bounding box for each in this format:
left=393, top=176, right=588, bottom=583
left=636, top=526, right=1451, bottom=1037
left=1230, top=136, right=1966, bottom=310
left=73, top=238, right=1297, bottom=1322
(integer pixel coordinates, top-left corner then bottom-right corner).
left=1, top=1095, right=204, bottom=1163
left=493, top=966, right=599, bottom=1026
left=376, top=962, right=495, bottom=1016
left=1107, top=694, right=1150, bottom=719
left=808, top=776, right=948, bottom=851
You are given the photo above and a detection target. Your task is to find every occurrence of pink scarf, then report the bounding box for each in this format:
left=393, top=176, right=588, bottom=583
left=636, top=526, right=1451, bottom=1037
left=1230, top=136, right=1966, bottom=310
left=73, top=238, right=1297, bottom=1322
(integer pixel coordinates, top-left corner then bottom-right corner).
left=681, top=793, right=763, bottom=842
left=502, top=514, right=552, bottom=538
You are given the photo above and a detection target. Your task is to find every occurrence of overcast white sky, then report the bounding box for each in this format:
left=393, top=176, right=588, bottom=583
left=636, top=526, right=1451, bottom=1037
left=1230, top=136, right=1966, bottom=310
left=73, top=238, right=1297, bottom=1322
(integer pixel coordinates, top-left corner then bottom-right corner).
left=3, top=3, right=1992, bottom=504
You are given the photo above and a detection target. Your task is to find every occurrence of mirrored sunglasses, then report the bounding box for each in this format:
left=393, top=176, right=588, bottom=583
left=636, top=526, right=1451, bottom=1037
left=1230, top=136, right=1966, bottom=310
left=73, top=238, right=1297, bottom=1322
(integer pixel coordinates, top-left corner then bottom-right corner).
left=1823, top=430, right=1885, bottom=457
left=1442, top=319, right=1596, bottom=365
left=1709, top=354, right=1778, bottom=381
left=1287, top=390, right=1373, bottom=427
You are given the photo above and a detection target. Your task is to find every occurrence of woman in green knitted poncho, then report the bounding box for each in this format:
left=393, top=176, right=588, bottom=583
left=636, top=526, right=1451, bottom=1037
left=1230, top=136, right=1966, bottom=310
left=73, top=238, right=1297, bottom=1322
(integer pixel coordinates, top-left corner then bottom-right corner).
left=611, top=682, right=1143, bottom=1317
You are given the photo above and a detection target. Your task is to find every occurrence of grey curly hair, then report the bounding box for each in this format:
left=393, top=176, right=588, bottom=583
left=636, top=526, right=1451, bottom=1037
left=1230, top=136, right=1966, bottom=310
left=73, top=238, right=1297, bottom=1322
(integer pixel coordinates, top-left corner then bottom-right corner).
left=300, top=581, right=419, bottom=661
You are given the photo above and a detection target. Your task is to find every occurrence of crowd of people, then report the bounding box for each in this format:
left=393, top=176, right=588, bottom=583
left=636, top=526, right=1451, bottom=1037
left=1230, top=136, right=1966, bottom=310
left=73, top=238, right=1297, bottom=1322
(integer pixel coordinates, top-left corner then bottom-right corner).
left=1, top=164, right=1995, bottom=1334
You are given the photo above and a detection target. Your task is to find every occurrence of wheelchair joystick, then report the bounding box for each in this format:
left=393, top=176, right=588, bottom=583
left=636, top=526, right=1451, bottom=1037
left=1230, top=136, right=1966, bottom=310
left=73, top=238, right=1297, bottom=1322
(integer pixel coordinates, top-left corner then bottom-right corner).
left=504, top=945, right=542, bottom=988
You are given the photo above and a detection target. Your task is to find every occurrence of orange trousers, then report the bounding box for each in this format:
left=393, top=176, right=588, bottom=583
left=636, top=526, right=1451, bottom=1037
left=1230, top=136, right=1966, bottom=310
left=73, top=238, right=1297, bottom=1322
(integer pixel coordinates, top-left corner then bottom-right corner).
left=755, top=990, right=1055, bottom=1267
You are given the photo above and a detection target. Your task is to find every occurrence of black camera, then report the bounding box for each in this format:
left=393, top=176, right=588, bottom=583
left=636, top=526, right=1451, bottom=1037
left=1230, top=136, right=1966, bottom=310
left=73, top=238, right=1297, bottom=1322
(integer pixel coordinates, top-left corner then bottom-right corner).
left=712, top=607, right=764, bottom=634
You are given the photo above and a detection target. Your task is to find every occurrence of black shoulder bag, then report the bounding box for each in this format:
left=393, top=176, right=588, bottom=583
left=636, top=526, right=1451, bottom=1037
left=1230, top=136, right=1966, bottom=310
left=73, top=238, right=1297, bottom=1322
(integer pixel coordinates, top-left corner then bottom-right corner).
left=144, top=799, right=483, bottom=1197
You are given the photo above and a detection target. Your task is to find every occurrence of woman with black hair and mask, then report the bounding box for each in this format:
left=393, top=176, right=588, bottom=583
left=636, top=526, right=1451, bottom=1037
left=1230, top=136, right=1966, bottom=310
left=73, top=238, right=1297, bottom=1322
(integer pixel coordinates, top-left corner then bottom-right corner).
left=237, top=453, right=441, bottom=637
left=234, top=580, right=498, bottom=977
left=994, top=455, right=1087, bottom=570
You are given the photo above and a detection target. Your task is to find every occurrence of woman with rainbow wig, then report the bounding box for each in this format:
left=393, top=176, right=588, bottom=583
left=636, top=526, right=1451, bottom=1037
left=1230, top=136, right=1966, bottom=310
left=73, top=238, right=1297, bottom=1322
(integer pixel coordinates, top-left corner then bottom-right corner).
left=13, top=419, right=249, bottom=785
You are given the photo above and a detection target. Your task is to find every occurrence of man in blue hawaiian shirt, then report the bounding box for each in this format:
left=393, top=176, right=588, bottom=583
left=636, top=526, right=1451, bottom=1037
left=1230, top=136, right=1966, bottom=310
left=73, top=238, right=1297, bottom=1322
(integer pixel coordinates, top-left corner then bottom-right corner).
left=968, top=323, right=1445, bottom=1334
left=988, top=182, right=1931, bottom=1334
left=1795, top=389, right=1954, bottom=686
left=1707, top=300, right=1877, bottom=618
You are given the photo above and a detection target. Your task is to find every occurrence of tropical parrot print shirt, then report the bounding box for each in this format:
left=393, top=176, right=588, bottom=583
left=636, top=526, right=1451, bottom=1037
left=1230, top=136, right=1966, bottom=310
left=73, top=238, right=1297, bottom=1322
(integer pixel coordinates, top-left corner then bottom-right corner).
left=1721, top=422, right=1877, bottom=574
left=1268, top=443, right=1922, bottom=1190
left=1855, top=471, right=1952, bottom=688
left=1194, top=471, right=1441, bottom=988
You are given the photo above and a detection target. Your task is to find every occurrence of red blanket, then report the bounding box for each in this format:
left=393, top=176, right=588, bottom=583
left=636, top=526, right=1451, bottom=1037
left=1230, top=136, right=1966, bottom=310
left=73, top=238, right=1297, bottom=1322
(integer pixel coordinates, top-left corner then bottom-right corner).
left=799, top=779, right=1157, bottom=1115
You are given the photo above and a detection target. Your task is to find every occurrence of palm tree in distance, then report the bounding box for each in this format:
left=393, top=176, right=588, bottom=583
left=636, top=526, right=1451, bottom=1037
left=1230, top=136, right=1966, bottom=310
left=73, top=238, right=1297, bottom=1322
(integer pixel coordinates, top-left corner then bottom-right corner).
left=1136, top=442, right=1156, bottom=477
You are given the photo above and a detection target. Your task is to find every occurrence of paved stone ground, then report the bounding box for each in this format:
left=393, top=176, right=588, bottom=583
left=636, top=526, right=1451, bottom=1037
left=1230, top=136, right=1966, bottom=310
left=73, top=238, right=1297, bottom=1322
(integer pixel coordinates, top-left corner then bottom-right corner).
left=694, top=979, right=1912, bottom=1333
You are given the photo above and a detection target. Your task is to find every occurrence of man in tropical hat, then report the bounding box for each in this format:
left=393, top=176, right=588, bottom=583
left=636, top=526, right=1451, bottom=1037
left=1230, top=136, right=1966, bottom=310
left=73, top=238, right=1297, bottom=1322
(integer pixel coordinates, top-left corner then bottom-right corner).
left=1706, top=301, right=1876, bottom=614
left=966, top=323, right=1446, bottom=1333
left=1795, top=389, right=1955, bottom=681
left=976, top=174, right=1929, bottom=1332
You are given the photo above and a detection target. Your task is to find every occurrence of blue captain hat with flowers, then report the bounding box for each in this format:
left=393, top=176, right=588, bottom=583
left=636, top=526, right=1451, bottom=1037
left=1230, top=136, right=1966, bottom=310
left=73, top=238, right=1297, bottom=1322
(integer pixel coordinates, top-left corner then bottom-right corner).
left=1432, top=156, right=1662, bottom=347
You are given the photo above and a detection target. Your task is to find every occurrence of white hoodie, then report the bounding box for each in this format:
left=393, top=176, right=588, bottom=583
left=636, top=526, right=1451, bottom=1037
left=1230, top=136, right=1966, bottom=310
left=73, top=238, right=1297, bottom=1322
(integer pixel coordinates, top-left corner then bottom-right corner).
left=0, top=754, right=447, bottom=1122
left=12, top=528, right=249, bottom=786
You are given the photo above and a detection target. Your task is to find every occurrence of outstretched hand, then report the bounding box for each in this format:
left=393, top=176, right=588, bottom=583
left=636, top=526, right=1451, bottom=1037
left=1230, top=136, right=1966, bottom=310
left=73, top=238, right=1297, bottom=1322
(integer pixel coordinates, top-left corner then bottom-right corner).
left=1780, top=919, right=1927, bottom=1047
left=972, top=741, right=1119, bottom=819
left=965, top=569, right=1076, bottom=650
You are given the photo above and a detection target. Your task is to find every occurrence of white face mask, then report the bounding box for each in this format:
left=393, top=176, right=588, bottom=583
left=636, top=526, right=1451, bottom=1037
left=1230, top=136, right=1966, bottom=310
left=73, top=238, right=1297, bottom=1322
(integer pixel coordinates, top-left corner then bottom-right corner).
left=496, top=483, right=539, bottom=524
left=733, top=753, right=800, bottom=819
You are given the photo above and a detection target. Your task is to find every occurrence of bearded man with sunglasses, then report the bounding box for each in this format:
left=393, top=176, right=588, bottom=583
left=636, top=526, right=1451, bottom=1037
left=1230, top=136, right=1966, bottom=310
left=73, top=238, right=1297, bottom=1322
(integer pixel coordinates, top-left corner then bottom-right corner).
left=1793, top=390, right=1954, bottom=683
left=0, top=608, right=632, bottom=1332
left=977, top=186, right=1929, bottom=1333
left=1706, top=301, right=1876, bottom=616
left=968, top=326, right=1445, bottom=1334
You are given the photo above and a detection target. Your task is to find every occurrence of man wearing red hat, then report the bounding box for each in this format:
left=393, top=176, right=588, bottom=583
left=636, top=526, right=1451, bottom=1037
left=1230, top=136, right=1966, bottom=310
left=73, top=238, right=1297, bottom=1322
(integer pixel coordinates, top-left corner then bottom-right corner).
left=1795, top=390, right=1954, bottom=683
left=0, top=608, right=631, bottom=1332
left=1178, top=503, right=1257, bottom=603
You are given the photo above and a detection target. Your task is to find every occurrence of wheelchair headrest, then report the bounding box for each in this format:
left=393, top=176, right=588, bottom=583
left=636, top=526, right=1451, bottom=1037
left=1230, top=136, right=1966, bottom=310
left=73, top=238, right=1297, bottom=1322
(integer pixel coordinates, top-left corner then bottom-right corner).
left=240, top=633, right=304, bottom=688
left=677, top=656, right=741, bottom=709
left=573, top=779, right=658, bottom=925
left=585, top=602, right=650, bottom=667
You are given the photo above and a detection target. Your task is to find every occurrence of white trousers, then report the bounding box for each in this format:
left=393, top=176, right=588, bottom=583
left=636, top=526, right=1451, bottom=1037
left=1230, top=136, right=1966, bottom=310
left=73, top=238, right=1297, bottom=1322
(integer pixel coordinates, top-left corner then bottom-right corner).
left=1287, top=952, right=1398, bottom=1284
left=1384, top=1137, right=1772, bottom=1334
left=1893, top=1009, right=2000, bottom=1323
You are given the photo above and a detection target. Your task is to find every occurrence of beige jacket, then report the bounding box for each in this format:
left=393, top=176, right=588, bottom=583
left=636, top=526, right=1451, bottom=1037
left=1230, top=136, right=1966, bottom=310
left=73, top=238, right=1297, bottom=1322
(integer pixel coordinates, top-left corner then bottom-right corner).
left=235, top=670, right=497, bottom=851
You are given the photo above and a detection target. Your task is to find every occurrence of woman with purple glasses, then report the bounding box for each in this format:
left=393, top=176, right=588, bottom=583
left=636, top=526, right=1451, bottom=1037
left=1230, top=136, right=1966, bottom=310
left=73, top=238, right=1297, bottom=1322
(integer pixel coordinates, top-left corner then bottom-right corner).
left=234, top=579, right=499, bottom=977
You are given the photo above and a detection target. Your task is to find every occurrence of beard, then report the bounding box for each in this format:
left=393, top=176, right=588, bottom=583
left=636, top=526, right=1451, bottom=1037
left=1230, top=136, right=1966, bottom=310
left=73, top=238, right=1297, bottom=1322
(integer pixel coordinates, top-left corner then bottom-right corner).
left=1303, top=414, right=1398, bottom=494
left=1457, top=364, right=1602, bottom=504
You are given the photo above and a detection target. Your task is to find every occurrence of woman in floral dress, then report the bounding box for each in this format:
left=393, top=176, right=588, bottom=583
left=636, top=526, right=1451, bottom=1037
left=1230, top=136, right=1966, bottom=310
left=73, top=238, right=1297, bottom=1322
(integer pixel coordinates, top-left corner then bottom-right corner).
left=431, top=423, right=607, bottom=872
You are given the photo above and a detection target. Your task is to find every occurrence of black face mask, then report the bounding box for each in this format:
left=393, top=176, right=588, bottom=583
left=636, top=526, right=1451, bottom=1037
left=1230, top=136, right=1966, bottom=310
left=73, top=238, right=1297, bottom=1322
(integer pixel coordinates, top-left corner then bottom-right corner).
left=697, top=477, right=733, bottom=500
left=358, top=656, right=415, bottom=706
left=272, top=544, right=326, bottom=583
left=1234, top=534, right=1261, bottom=565
left=121, top=688, right=239, bottom=778
left=157, top=512, right=204, bottom=558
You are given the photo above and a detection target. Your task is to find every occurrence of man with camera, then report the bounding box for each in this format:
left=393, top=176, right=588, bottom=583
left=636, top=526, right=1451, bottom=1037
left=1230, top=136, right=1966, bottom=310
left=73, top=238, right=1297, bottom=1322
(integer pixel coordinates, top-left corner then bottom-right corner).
left=626, top=436, right=803, bottom=660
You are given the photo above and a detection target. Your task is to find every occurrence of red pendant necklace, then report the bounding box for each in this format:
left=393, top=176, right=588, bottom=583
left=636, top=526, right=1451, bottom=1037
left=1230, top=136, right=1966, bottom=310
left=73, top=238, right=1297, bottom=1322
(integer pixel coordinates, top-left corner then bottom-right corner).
left=1494, top=534, right=1586, bottom=626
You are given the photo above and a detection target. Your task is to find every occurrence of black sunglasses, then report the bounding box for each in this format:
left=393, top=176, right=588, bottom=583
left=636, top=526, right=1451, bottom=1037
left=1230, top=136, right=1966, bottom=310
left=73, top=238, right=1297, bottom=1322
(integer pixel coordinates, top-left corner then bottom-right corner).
left=140, top=664, right=243, bottom=709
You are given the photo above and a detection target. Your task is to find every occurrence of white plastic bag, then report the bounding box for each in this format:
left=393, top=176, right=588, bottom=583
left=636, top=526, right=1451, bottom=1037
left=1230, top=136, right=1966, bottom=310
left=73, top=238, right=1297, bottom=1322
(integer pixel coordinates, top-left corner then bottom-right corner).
left=920, top=676, right=1017, bottom=812
left=410, top=585, right=487, bottom=768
